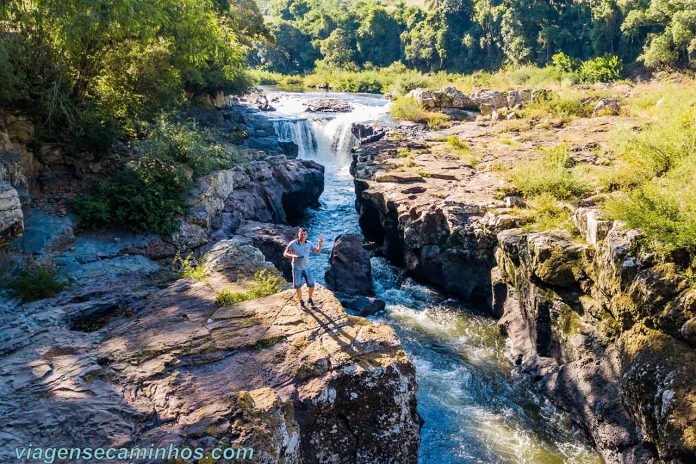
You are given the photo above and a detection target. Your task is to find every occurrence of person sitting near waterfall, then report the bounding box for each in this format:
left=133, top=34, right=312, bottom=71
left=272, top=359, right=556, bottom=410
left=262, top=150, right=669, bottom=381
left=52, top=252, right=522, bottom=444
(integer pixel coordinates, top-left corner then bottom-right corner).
left=283, top=227, right=324, bottom=308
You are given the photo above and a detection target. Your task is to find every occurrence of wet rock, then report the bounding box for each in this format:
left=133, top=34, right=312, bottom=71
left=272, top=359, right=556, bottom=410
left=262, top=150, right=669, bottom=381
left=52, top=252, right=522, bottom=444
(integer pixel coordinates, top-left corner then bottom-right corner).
left=335, top=293, right=386, bottom=316
left=305, top=98, right=353, bottom=113
left=278, top=140, right=299, bottom=159
left=0, top=182, right=22, bottom=246
left=325, top=234, right=373, bottom=295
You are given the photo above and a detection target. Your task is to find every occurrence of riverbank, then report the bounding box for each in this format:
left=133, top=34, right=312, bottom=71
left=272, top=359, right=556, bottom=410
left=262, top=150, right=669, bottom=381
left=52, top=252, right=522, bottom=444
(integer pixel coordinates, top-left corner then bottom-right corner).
left=350, top=82, right=696, bottom=462
left=0, top=100, right=421, bottom=463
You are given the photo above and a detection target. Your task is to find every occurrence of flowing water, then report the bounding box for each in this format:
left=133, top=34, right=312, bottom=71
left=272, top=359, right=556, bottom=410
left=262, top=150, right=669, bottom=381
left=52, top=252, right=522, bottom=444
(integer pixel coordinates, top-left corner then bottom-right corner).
left=267, top=90, right=602, bottom=464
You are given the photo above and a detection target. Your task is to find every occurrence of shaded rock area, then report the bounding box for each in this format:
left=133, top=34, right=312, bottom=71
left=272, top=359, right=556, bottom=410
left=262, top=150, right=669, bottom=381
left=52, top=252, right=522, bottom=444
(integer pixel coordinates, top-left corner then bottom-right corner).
left=0, top=250, right=419, bottom=463
left=233, top=220, right=298, bottom=281
left=350, top=109, right=696, bottom=463
left=0, top=182, right=22, bottom=245
left=325, top=234, right=374, bottom=296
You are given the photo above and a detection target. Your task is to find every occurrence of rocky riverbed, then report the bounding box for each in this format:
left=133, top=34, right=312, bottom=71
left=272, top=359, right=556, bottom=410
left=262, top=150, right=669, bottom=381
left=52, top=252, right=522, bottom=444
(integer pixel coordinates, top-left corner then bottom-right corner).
left=350, top=95, right=696, bottom=463
left=0, top=101, right=420, bottom=463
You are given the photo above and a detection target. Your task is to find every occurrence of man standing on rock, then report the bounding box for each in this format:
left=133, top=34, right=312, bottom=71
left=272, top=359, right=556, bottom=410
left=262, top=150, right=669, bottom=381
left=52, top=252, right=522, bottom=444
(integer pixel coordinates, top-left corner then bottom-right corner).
left=284, top=227, right=323, bottom=308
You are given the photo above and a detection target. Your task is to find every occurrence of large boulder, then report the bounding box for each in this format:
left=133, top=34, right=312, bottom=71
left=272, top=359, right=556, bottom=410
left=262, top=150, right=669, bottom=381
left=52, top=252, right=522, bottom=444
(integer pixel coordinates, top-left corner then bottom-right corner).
left=325, top=234, right=374, bottom=295
left=234, top=221, right=297, bottom=281
left=305, top=98, right=353, bottom=113
left=0, top=182, right=22, bottom=246
left=201, top=238, right=276, bottom=277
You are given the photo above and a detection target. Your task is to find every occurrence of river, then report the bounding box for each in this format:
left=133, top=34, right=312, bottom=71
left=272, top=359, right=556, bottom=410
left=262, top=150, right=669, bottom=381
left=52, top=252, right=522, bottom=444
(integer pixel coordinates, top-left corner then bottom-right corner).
left=266, top=90, right=602, bottom=464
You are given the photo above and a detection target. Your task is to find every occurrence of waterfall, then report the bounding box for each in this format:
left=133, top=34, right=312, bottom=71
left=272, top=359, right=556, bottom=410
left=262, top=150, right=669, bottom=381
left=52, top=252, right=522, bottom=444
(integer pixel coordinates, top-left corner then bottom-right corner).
left=273, top=117, right=358, bottom=161
left=272, top=119, right=318, bottom=157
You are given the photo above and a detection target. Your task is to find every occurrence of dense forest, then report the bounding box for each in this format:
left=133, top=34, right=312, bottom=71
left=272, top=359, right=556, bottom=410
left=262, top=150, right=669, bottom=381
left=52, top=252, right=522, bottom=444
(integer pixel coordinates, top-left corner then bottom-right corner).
left=0, top=0, right=268, bottom=150
left=2, top=0, right=695, bottom=150
left=250, top=0, right=696, bottom=74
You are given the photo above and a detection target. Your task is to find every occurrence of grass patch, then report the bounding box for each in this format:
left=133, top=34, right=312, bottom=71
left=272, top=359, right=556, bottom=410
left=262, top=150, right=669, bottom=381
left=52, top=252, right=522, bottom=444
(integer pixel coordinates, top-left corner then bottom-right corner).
left=389, top=96, right=449, bottom=129
left=522, top=90, right=594, bottom=122
left=522, top=193, right=575, bottom=233
left=173, top=251, right=207, bottom=281
left=8, top=263, right=71, bottom=303
left=508, top=144, right=592, bottom=200
left=215, top=269, right=285, bottom=306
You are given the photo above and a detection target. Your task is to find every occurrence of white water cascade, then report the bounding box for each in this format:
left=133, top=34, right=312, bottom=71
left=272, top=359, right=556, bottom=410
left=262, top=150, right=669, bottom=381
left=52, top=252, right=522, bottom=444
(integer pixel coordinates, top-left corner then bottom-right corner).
left=267, top=90, right=390, bottom=163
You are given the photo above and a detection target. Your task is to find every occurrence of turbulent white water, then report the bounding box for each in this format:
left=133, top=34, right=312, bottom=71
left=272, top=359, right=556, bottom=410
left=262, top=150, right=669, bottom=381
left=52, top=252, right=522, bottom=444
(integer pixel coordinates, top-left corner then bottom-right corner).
left=268, top=89, right=601, bottom=464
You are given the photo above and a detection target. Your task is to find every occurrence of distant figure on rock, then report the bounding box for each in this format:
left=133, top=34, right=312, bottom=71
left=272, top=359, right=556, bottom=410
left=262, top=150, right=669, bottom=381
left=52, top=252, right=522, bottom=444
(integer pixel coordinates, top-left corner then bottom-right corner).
left=284, top=227, right=323, bottom=308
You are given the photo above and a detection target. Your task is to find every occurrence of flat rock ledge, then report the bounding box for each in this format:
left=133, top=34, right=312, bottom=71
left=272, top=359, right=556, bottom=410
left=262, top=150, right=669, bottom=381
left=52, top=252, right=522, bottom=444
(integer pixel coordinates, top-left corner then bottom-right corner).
left=0, top=278, right=419, bottom=463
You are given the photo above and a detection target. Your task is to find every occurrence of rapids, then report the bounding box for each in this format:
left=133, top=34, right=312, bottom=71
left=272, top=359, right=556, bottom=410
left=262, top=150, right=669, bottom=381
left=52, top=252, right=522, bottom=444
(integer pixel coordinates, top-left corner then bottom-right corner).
left=267, top=89, right=601, bottom=464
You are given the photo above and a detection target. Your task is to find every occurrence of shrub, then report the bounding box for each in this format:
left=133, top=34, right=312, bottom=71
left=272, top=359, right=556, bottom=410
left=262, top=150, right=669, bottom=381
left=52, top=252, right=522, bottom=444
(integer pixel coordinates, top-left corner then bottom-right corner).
left=136, top=118, right=231, bottom=176
left=389, top=96, right=449, bottom=129
left=445, top=136, right=471, bottom=152
left=551, top=52, right=580, bottom=73
left=524, top=193, right=574, bottom=232
left=74, top=119, right=233, bottom=234
left=173, top=252, right=207, bottom=280
left=509, top=144, right=591, bottom=200
left=523, top=91, right=592, bottom=120
left=579, top=55, right=623, bottom=83
left=601, top=96, right=696, bottom=254
left=9, top=263, right=71, bottom=303
left=74, top=159, right=191, bottom=234
left=215, top=269, right=285, bottom=306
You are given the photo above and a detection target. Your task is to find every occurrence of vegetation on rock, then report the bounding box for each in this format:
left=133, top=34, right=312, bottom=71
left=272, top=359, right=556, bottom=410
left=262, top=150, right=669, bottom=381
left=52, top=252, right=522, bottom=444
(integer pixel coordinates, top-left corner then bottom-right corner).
left=215, top=269, right=285, bottom=305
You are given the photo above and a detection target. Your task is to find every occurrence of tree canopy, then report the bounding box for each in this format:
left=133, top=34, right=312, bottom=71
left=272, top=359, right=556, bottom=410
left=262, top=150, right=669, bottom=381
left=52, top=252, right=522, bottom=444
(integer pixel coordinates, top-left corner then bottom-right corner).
left=250, top=0, right=696, bottom=74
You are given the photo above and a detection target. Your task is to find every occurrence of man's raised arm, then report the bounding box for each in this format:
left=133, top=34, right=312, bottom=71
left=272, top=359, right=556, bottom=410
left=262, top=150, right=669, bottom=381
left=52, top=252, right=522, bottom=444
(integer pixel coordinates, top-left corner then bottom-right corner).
left=313, top=235, right=324, bottom=254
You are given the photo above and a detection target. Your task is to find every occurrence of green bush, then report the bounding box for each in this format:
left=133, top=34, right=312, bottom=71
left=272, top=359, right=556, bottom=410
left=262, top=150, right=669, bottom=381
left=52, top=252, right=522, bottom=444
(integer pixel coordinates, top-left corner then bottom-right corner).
left=389, top=96, right=449, bottom=129
left=136, top=118, right=231, bottom=176
left=9, top=264, right=71, bottom=303
left=551, top=52, right=580, bottom=73
left=73, top=119, right=233, bottom=234
left=173, top=252, right=208, bottom=280
left=579, top=55, right=623, bottom=83
left=601, top=95, right=696, bottom=254
left=215, top=269, right=285, bottom=306
left=509, top=144, right=591, bottom=200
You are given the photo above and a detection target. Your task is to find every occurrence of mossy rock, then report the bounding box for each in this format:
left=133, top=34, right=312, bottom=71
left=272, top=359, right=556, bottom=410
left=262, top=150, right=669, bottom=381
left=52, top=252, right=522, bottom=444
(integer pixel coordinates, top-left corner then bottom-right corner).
left=618, top=324, right=696, bottom=460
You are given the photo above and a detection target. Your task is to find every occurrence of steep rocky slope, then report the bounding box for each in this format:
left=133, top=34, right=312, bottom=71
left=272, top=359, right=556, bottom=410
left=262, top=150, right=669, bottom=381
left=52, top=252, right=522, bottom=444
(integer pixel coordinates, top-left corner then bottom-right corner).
left=350, top=108, right=695, bottom=463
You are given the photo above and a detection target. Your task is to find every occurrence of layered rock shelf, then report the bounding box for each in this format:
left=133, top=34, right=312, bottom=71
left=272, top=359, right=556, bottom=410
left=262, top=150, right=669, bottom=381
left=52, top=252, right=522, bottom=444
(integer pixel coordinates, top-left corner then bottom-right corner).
left=350, top=115, right=696, bottom=463
left=0, top=251, right=419, bottom=463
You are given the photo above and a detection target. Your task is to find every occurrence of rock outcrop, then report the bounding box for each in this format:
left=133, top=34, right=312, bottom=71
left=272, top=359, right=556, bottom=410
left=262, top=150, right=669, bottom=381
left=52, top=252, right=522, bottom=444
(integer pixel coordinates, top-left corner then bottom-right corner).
left=0, top=182, right=22, bottom=245
left=172, top=153, right=324, bottom=251
left=351, top=120, right=695, bottom=463
left=0, top=250, right=420, bottom=463
left=407, top=87, right=549, bottom=117
left=305, top=98, right=353, bottom=113
left=325, top=234, right=387, bottom=316
left=325, top=234, right=374, bottom=295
